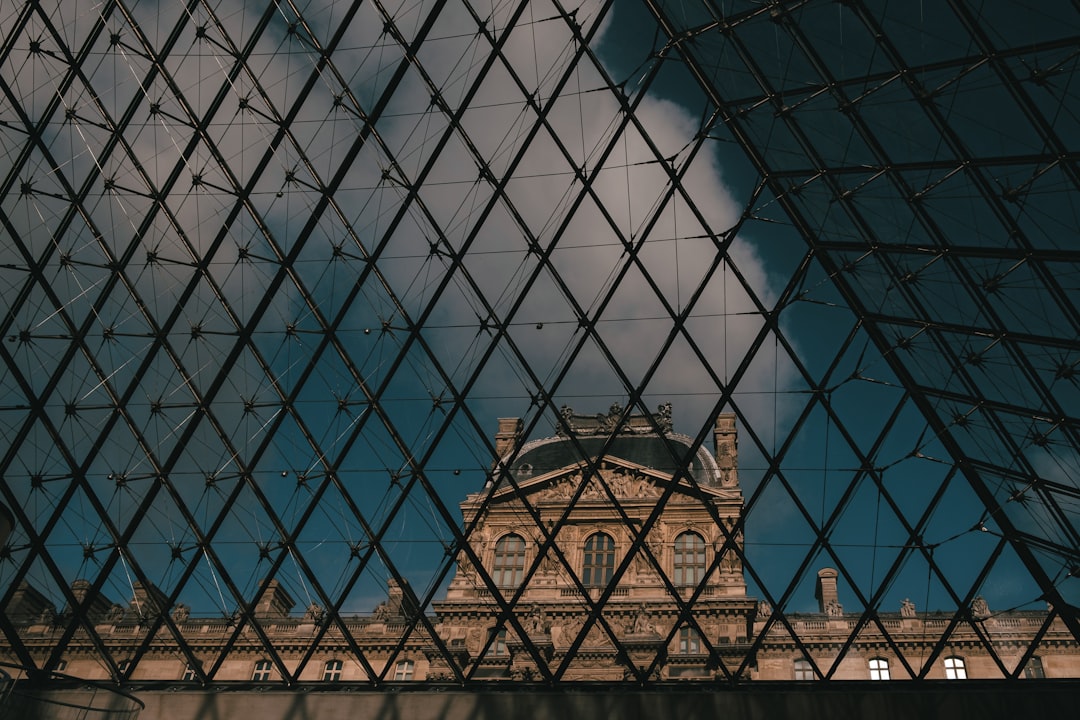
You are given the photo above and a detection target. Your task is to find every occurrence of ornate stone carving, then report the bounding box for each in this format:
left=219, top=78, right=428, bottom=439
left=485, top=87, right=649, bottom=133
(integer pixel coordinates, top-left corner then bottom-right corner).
left=972, top=596, right=990, bottom=619
left=631, top=549, right=656, bottom=579
left=720, top=549, right=741, bottom=574
left=556, top=402, right=673, bottom=436
left=537, top=552, right=558, bottom=575
left=627, top=603, right=655, bottom=635
left=456, top=554, right=475, bottom=579
left=900, top=598, right=916, bottom=618
left=523, top=605, right=548, bottom=636
left=634, top=478, right=661, bottom=498
left=171, top=603, right=190, bottom=623
left=106, top=603, right=126, bottom=623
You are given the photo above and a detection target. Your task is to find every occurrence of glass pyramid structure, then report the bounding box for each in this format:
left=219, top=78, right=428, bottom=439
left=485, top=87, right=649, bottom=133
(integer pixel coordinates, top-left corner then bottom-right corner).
left=1, top=0, right=1077, bottom=684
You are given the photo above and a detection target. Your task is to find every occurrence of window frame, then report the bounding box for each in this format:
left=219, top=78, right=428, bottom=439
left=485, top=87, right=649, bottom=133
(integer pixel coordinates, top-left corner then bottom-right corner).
left=492, top=533, right=527, bottom=588
left=793, top=657, right=815, bottom=681
left=182, top=664, right=198, bottom=681
left=582, top=532, right=615, bottom=587
left=322, top=658, right=344, bottom=682
left=868, top=657, right=890, bottom=680
left=487, top=628, right=508, bottom=657
left=1025, top=655, right=1045, bottom=679
left=677, top=626, right=701, bottom=655
left=673, top=531, right=706, bottom=586
left=252, top=659, right=273, bottom=681
left=393, top=659, right=414, bottom=681
left=944, top=656, right=967, bottom=679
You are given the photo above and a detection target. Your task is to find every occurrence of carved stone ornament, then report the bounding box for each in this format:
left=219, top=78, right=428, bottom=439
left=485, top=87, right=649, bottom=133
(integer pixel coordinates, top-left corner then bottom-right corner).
left=171, top=602, right=191, bottom=623
left=971, top=596, right=990, bottom=619
left=900, top=598, right=916, bottom=618
left=556, top=402, right=673, bottom=436
left=523, top=605, right=549, bottom=636
left=628, top=603, right=655, bottom=635
left=536, top=470, right=661, bottom=502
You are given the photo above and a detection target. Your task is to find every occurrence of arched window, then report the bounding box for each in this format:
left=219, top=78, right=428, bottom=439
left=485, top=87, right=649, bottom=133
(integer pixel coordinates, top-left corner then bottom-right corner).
left=582, top=533, right=615, bottom=586
left=793, top=657, right=815, bottom=681
left=678, top=626, right=701, bottom=654
left=393, top=659, right=414, bottom=681
left=492, top=533, right=526, bottom=587
left=252, top=659, right=273, bottom=681
left=673, top=531, right=706, bottom=586
left=323, top=659, right=343, bottom=681
left=868, top=657, right=890, bottom=680
left=944, top=656, right=967, bottom=679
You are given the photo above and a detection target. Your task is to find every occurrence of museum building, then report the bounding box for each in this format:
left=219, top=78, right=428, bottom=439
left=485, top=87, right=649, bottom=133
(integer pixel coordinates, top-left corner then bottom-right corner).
left=3, top=408, right=1076, bottom=683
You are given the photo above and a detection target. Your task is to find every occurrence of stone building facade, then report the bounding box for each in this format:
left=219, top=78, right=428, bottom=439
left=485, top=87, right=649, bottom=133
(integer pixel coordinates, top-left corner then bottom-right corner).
left=2, top=408, right=1077, bottom=683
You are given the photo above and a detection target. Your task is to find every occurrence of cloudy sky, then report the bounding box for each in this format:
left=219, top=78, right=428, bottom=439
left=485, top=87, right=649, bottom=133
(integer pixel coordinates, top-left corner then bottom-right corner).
left=0, top=1, right=1054, bottom=670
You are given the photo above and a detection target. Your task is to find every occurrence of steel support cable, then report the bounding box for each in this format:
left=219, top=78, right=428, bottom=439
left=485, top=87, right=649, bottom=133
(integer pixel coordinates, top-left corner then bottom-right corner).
left=947, top=0, right=1080, bottom=215
left=836, top=4, right=1080, bottom=472
left=756, top=0, right=1080, bottom=604
left=403, top=4, right=768, bottom=682
left=319, top=4, right=656, bottom=682
left=60, top=0, right=380, bottom=682
left=790, top=1, right=1080, bottom=651
left=696, top=0, right=1080, bottom=647
left=0, top=76, right=221, bottom=685
left=644, top=0, right=1014, bottom=678
left=375, top=124, right=712, bottom=686
left=100, top=0, right=451, bottom=682
left=740, top=386, right=921, bottom=678
left=228, top=0, right=578, bottom=682
left=388, top=0, right=751, bottom=500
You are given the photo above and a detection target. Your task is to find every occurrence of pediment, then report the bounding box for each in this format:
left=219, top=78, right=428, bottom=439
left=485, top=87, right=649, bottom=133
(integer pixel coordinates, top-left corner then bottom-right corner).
left=490, top=456, right=734, bottom=505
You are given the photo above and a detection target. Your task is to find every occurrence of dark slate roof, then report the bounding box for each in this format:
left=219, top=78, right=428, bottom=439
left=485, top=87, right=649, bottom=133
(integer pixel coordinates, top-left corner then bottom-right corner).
left=502, top=433, right=718, bottom=487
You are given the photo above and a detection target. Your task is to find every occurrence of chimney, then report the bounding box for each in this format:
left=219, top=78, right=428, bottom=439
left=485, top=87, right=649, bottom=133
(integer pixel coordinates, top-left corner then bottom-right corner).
left=68, top=579, right=112, bottom=623
left=494, top=417, right=523, bottom=458
left=386, top=578, right=418, bottom=620
left=8, top=581, right=54, bottom=624
left=129, top=580, right=168, bottom=621
left=254, top=579, right=295, bottom=619
left=815, top=568, right=840, bottom=614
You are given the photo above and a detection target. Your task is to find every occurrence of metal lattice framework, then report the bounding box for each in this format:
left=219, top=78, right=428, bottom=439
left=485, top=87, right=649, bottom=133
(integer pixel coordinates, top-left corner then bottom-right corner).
left=0, top=0, right=1078, bottom=685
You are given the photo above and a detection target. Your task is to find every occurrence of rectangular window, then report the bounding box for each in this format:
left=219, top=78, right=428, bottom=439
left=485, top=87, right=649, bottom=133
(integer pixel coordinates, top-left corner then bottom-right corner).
left=493, top=534, right=526, bottom=587
left=794, top=658, right=815, bottom=681
left=583, top=534, right=615, bottom=587
left=678, top=627, right=701, bottom=654
left=252, top=660, right=273, bottom=681
left=489, top=629, right=508, bottom=657
left=323, top=659, right=343, bottom=681
left=944, top=656, right=967, bottom=679
left=673, top=532, right=706, bottom=586
left=869, top=658, right=890, bottom=680
left=393, top=660, right=414, bottom=680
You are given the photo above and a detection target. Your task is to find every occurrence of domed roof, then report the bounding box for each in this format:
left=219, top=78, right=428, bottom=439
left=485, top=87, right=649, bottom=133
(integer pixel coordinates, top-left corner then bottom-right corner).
left=503, top=432, right=720, bottom=487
